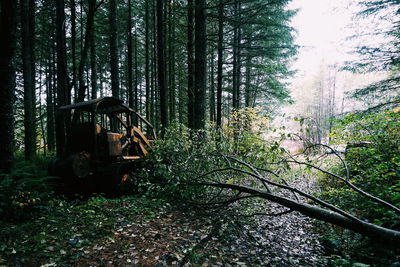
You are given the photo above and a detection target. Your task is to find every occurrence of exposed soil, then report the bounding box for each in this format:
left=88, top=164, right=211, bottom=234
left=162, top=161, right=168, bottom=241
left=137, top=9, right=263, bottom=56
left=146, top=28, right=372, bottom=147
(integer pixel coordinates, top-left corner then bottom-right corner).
left=2, top=177, right=329, bottom=266
left=68, top=203, right=327, bottom=266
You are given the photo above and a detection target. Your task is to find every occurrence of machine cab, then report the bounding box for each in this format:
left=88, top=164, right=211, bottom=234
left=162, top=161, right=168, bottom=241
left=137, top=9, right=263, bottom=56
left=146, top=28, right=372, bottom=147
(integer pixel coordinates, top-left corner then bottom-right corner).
left=55, top=97, right=156, bottom=179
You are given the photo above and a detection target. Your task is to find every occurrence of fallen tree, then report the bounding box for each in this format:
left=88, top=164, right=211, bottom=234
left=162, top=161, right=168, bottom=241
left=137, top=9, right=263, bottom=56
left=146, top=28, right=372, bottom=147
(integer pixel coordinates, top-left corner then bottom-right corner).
left=193, top=153, right=400, bottom=247
left=140, top=121, right=399, bottom=249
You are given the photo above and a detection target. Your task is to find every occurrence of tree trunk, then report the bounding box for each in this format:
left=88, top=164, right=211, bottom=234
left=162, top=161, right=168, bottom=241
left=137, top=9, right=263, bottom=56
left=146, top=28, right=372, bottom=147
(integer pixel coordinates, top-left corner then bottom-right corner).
left=110, top=0, right=120, bottom=98
left=209, top=48, right=215, bottom=122
left=90, top=21, right=97, bottom=99
left=168, top=0, right=176, bottom=122
left=21, top=0, right=37, bottom=160
left=70, top=0, right=77, bottom=99
left=205, top=183, right=400, bottom=247
left=127, top=0, right=133, bottom=108
left=193, top=0, right=207, bottom=130
left=152, top=0, right=158, bottom=132
left=216, top=0, right=224, bottom=128
left=187, top=0, right=195, bottom=128
left=245, top=54, right=251, bottom=107
left=55, top=0, right=68, bottom=157
left=0, top=0, right=17, bottom=172
left=134, top=29, right=139, bottom=117
left=232, top=0, right=241, bottom=110
left=76, top=0, right=96, bottom=103
left=157, top=0, right=168, bottom=130
left=145, top=0, right=151, bottom=132
left=46, top=52, right=55, bottom=152
left=38, top=63, right=46, bottom=153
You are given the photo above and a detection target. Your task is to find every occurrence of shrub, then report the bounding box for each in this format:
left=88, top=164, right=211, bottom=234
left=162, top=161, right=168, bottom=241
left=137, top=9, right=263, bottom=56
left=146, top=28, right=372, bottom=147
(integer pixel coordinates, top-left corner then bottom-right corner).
left=0, top=153, right=57, bottom=221
left=137, top=109, right=282, bottom=201
left=316, top=110, right=400, bottom=264
left=321, top=111, right=400, bottom=228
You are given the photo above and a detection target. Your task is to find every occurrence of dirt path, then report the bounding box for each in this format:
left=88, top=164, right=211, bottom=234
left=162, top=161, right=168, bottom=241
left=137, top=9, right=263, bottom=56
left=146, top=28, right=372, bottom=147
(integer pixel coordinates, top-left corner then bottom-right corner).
left=2, top=177, right=328, bottom=266
left=69, top=202, right=327, bottom=266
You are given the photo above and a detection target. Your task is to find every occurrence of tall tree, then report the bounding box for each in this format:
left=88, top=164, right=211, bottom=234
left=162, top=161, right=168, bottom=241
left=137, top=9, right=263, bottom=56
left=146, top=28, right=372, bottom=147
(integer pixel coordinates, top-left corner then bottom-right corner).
left=187, top=0, right=195, bottom=128
left=70, top=0, right=77, bottom=99
left=232, top=0, right=241, bottom=110
left=168, top=0, right=176, bottom=122
left=127, top=0, right=133, bottom=107
left=55, top=0, right=69, bottom=156
left=46, top=54, right=55, bottom=152
left=346, top=0, right=400, bottom=105
left=20, top=0, right=37, bottom=159
left=0, top=0, right=17, bottom=172
left=244, top=53, right=252, bottom=107
left=209, top=47, right=216, bottom=122
left=90, top=22, right=97, bottom=99
left=157, top=0, right=168, bottom=129
left=75, top=0, right=97, bottom=102
left=109, top=0, right=120, bottom=98
left=216, top=0, right=224, bottom=128
left=193, top=0, right=207, bottom=129
left=145, top=0, right=151, bottom=131
left=46, top=2, right=56, bottom=152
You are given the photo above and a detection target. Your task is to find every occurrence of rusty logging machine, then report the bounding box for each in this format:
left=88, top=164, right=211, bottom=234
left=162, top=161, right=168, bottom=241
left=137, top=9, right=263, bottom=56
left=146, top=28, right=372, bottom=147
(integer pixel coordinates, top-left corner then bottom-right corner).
left=49, top=97, right=156, bottom=193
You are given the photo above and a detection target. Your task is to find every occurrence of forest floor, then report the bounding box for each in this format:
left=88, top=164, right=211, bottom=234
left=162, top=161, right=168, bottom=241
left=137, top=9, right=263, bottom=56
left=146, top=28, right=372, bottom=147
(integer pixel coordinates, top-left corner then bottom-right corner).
left=0, top=178, right=329, bottom=267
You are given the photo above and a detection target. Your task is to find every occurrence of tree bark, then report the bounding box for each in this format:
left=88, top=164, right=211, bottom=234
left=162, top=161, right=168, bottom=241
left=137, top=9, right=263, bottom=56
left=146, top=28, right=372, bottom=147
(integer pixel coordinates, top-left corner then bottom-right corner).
left=216, top=0, right=224, bottom=128
left=46, top=52, right=55, bottom=152
left=134, top=29, right=139, bottom=117
left=152, top=0, right=158, bottom=132
left=145, top=0, right=151, bottom=132
left=204, top=182, right=400, bottom=247
left=194, top=0, right=207, bottom=130
left=21, top=0, right=37, bottom=160
left=55, top=0, right=68, bottom=157
left=168, top=0, right=176, bottom=122
left=232, top=0, right=241, bottom=110
left=245, top=53, right=251, bottom=107
left=187, top=0, right=195, bottom=129
left=90, top=20, right=97, bottom=99
left=110, top=0, right=120, bottom=98
left=157, top=0, right=168, bottom=130
left=70, top=0, right=77, bottom=99
left=209, top=48, right=215, bottom=122
left=0, top=0, right=17, bottom=172
left=127, top=0, right=133, bottom=107
left=76, top=0, right=96, bottom=103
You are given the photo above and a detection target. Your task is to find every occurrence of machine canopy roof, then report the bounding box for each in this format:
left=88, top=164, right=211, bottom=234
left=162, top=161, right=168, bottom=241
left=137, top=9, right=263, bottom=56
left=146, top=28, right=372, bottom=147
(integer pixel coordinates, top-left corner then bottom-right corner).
left=59, top=97, right=133, bottom=114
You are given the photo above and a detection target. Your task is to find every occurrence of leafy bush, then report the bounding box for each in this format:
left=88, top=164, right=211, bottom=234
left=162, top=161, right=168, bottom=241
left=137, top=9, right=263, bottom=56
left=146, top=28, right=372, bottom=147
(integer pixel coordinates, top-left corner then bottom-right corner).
left=321, top=111, right=400, bottom=228
left=137, top=109, right=282, bottom=200
left=137, top=123, right=217, bottom=200
left=316, top=110, right=400, bottom=264
left=0, top=153, right=57, bottom=221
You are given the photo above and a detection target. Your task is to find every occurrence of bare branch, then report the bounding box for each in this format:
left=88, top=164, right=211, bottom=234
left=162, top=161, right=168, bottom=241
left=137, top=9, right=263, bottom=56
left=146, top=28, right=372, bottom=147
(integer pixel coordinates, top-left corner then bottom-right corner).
left=286, top=158, right=400, bottom=215
left=238, top=209, right=293, bottom=218
left=199, top=165, right=365, bottom=224
left=226, top=155, right=272, bottom=192
left=303, top=142, right=350, bottom=181
left=196, top=182, right=400, bottom=247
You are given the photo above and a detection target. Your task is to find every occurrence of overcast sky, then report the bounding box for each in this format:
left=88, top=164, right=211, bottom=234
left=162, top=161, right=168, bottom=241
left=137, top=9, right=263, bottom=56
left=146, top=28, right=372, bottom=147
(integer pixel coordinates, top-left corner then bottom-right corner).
left=288, top=0, right=355, bottom=78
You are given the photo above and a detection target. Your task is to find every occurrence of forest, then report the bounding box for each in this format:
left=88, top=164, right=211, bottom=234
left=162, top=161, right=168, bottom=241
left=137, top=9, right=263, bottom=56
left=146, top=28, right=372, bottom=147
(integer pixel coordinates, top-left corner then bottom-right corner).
left=0, top=0, right=399, bottom=266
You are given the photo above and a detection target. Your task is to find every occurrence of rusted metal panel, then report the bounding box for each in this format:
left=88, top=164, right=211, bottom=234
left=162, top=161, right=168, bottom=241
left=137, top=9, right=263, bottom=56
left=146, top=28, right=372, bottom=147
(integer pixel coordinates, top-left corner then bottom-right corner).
left=71, top=152, right=91, bottom=178
left=107, top=132, right=122, bottom=156
left=131, top=126, right=151, bottom=147
left=122, top=156, right=141, bottom=160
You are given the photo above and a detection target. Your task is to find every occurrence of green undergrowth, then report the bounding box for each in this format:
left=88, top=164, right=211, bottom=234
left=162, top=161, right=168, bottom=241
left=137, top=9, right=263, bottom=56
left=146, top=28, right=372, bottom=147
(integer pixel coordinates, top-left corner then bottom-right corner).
left=316, top=111, right=400, bottom=266
left=0, top=195, right=166, bottom=266
left=0, top=153, right=58, bottom=221
left=137, top=109, right=286, bottom=202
